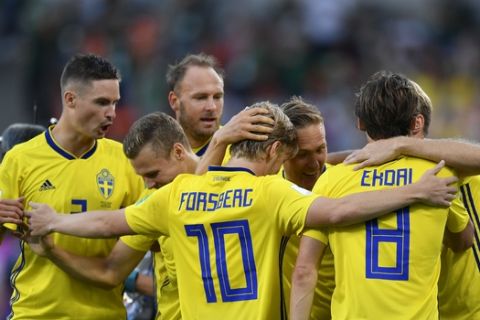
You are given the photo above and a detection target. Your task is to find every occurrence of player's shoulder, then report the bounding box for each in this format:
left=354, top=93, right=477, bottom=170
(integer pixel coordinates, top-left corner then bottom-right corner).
left=3, top=132, right=46, bottom=158
left=400, top=156, right=456, bottom=177
left=320, top=162, right=353, bottom=179
left=97, top=137, right=123, bottom=150
left=462, top=174, right=480, bottom=185
left=96, top=138, right=129, bottom=157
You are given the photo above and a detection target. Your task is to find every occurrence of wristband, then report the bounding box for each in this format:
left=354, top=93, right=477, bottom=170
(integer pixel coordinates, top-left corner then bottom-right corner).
left=124, top=270, right=139, bottom=293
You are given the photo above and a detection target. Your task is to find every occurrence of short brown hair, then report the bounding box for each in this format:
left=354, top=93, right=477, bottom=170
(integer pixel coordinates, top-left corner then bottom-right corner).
left=230, top=101, right=297, bottom=160
left=166, top=53, right=224, bottom=91
left=280, top=96, right=324, bottom=129
left=123, top=112, right=191, bottom=159
left=355, top=71, right=423, bottom=140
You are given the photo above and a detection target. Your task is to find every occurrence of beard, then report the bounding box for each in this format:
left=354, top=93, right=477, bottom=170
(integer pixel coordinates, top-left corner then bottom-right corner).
left=178, top=101, right=220, bottom=143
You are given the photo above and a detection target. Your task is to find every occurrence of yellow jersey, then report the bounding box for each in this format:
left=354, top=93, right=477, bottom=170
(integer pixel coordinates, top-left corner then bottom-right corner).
left=311, top=157, right=469, bottom=320
left=1, top=128, right=143, bottom=319
left=438, top=175, right=480, bottom=319
left=125, top=166, right=318, bottom=319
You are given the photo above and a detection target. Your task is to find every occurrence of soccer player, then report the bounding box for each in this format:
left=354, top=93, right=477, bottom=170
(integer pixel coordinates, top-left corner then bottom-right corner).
left=26, top=101, right=457, bottom=319
left=290, top=71, right=473, bottom=320
left=166, top=53, right=225, bottom=156
left=278, top=96, right=334, bottom=320
left=442, top=175, right=480, bottom=319
left=0, top=53, right=145, bottom=319
left=342, top=83, right=480, bottom=320
left=120, top=52, right=271, bottom=319
left=0, top=122, right=45, bottom=319
left=28, top=109, right=274, bottom=320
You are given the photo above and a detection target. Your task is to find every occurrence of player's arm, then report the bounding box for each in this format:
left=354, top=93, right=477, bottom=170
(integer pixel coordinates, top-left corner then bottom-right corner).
left=29, top=235, right=145, bottom=289
left=195, top=107, right=275, bottom=174
left=26, top=202, right=134, bottom=238
left=444, top=220, right=474, bottom=252
left=306, top=161, right=458, bottom=227
left=290, top=235, right=326, bottom=320
left=129, top=273, right=155, bottom=296
left=326, top=150, right=354, bottom=165
left=344, top=137, right=480, bottom=177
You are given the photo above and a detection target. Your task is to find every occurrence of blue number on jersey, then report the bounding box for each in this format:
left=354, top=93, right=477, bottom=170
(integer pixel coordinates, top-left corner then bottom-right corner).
left=185, top=219, right=258, bottom=303
left=365, top=207, right=410, bottom=280
left=71, top=199, right=87, bottom=214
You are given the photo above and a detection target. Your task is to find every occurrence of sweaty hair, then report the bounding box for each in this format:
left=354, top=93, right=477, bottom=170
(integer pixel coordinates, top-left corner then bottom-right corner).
left=123, top=112, right=191, bottom=159
left=60, top=53, right=120, bottom=92
left=0, top=123, right=46, bottom=162
left=355, top=71, right=426, bottom=140
left=230, top=101, right=298, bottom=160
left=166, top=53, right=224, bottom=92
left=280, top=96, right=324, bottom=129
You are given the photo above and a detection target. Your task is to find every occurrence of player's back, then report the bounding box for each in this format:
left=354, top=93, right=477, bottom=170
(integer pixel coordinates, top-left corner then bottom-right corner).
left=126, top=165, right=317, bottom=319
left=1, top=130, right=144, bottom=319
left=438, top=175, right=480, bottom=319
left=313, top=157, right=467, bottom=320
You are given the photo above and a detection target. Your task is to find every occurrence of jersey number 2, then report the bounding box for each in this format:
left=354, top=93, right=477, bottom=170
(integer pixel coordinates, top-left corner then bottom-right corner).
left=71, top=199, right=87, bottom=214
left=185, top=219, right=258, bottom=303
left=365, top=207, right=410, bottom=280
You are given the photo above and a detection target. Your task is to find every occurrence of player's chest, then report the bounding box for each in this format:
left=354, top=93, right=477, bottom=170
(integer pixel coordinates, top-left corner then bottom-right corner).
left=20, top=159, right=126, bottom=211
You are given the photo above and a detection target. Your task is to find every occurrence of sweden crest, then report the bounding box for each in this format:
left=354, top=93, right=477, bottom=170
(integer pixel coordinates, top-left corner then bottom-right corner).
left=97, top=169, right=114, bottom=199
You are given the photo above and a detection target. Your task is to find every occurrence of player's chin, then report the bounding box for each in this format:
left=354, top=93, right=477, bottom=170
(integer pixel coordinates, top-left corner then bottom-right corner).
left=93, top=130, right=108, bottom=139
left=302, top=174, right=319, bottom=189
left=205, top=123, right=220, bottom=133
left=96, top=125, right=112, bottom=138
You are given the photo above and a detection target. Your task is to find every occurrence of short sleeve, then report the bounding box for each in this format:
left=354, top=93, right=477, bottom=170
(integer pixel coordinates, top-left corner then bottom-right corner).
left=120, top=234, right=156, bottom=252
left=263, top=177, right=318, bottom=236
left=302, top=228, right=329, bottom=245
left=447, top=191, right=470, bottom=233
left=125, top=184, right=172, bottom=237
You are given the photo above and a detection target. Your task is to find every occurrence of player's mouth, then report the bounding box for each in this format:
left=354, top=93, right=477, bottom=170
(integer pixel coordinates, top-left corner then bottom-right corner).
left=303, top=172, right=319, bottom=178
left=100, top=123, right=112, bottom=133
left=200, top=117, right=217, bottom=126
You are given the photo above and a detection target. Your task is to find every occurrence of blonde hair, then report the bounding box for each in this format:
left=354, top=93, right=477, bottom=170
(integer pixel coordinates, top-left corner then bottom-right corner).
left=230, top=101, right=297, bottom=160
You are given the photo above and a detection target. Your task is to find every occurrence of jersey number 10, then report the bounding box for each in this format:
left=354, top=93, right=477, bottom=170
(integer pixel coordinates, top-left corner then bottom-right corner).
left=185, top=219, right=258, bottom=303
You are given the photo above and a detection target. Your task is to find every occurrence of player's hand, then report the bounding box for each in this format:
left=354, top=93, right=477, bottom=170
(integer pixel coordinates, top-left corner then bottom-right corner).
left=0, top=197, right=24, bottom=225
left=26, top=234, right=54, bottom=257
left=25, top=202, right=58, bottom=236
left=343, top=138, right=402, bottom=170
left=214, top=107, right=274, bottom=145
left=416, top=160, right=458, bottom=207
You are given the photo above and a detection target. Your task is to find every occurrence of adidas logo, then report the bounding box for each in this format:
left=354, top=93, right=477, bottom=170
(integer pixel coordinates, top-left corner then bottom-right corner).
left=39, top=179, right=56, bottom=191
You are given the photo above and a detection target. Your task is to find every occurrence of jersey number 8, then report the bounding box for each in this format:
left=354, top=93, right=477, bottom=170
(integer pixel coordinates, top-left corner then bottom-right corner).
left=365, top=207, right=410, bottom=281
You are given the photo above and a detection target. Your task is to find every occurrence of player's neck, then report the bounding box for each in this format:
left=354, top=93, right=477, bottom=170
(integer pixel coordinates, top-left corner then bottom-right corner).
left=187, top=133, right=211, bottom=150
left=226, top=157, right=268, bottom=176
left=51, top=121, right=96, bottom=158
left=187, top=153, right=200, bottom=173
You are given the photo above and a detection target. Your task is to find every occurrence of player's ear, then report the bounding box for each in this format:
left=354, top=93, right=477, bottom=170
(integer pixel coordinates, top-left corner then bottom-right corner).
left=64, top=90, right=76, bottom=109
left=356, top=118, right=366, bottom=131
left=168, top=91, right=179, bottom=113
left=410, top=114, right=425, bottom=137
left=267, top=141, right=282, bottom=159
left=172, top=142, right=185, bottom=161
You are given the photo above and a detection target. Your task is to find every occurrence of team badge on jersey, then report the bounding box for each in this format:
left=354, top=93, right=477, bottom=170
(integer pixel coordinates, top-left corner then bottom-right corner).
left=97, top=169, right=114, bottom=199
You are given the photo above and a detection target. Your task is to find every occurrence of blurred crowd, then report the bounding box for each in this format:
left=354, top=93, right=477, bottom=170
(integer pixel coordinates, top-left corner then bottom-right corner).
left=1, top=0, right=480, bottom=150
left=1, top=0, right=480, bottom=316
